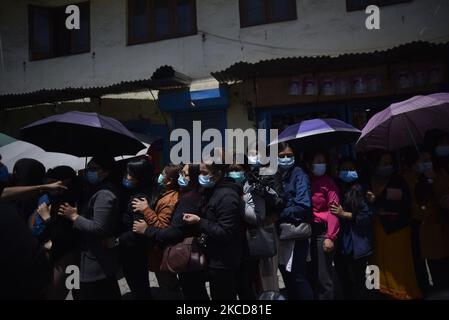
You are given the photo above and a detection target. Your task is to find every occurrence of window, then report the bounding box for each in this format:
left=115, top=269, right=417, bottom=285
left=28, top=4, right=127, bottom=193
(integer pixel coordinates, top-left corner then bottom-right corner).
left=28, top=2, right=90, bottom=60
left=239, top=0, right=297, bottom=28
left=346, top=0, right=412, bottom=12
left=128, top=0, right=197, bottom=45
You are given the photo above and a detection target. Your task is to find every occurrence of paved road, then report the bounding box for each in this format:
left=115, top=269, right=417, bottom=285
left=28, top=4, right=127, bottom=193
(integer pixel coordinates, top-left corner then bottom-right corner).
left=67, top=270, right=286, bottom=300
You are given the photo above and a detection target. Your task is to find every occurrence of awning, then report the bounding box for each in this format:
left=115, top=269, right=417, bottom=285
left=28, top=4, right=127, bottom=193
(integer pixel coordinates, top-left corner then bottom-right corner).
left=211, top=41, right=449, bottom=83
left=0, top=65, right=191, bottom=109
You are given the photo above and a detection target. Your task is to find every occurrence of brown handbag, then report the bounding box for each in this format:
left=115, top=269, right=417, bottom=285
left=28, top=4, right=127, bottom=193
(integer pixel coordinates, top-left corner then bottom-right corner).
left=160, top=237, right=207, bottom=273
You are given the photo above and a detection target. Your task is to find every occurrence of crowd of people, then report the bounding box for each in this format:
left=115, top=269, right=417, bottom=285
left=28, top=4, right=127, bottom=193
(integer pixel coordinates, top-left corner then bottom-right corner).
left=1, top=129, right=449, bottom=300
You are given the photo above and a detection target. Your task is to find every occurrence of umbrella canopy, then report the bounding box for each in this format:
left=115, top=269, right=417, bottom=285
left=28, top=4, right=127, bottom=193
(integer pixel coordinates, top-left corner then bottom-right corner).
left=0, top=140, right=85, bottom=172
left=20, top=111, right=146, bottom=157
left=269, top=118, right=361, bottom=147
left=0, top=133, right=18, bottom=147
left=356, top=93, right=449, bottom=151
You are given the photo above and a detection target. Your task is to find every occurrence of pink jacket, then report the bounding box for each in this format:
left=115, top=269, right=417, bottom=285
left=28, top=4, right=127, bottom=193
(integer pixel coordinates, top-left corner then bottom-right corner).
left=311, top=175, right=340, bottom=241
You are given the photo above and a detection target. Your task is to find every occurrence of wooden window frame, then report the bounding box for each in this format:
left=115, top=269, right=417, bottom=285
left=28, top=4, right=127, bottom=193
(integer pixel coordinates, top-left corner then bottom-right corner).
left=239, top=0, right=297, bottom=28
left=127, top=0, right=197, bottom=46
left=346, top=0, right=412, bottom=12
left=28, top=1, right=90, bottom=61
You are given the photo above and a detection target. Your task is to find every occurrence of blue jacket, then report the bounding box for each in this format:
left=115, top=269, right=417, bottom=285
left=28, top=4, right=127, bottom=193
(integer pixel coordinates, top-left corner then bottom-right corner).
left=339, top=184, right=374, bottom=259
left=278, top=166, right=312, bottom=224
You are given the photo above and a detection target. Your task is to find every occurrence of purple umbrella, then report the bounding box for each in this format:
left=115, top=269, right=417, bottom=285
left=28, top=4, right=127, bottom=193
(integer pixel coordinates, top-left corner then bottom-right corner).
left=21, top=111, right=146, bottom=157
left=269, top=118, right=361, bottom=147
left=356, top=93, right=449, bottom=151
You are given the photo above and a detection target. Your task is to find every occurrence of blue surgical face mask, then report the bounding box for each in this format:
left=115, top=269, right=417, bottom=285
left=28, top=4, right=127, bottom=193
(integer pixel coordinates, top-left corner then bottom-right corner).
left=312, top=163, right=326, bottom=176
left=178, top=174, right=189, bottom=188
left=377, top=165, right=394, bottom=177
left=228, top=171, right=245, bottom=184
left=157, top=173, right=165, bottom=186
left=278, top=156, right=295, bottom=170
left=86, top=170, right=101, bottom=185
left=339, top=170, right=358, bottom=183
left=417, top=162, right=433, bottom=173
left=198, top=174, right=215, bottom=188
left=122, top=177, right=136, bottom=189
left=436, top=145, right=449, bottom=157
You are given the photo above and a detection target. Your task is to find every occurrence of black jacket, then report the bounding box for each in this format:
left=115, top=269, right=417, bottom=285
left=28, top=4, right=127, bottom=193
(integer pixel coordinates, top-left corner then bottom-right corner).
left=144, top=190, right=202, bottom=246
left=38, top=192, right=81, bottom=263
left=119, top=187, right=152, bottom=248
left=198, top=180, right=243, bottom=270
left=0, top=201, right=51, bottom=299
left=373, top=175, right=411, bottom=234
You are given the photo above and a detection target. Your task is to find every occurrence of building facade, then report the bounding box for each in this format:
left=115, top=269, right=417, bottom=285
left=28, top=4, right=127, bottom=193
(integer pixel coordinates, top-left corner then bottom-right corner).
left=1, top=0, right=449, bottom=160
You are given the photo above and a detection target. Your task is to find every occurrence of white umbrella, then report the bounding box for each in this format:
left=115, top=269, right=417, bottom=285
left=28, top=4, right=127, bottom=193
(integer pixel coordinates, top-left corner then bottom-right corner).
left=0, top=140, right=85, bottom=172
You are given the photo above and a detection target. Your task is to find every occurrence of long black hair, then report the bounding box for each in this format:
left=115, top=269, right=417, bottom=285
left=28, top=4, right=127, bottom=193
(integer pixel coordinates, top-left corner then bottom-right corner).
left=304, top=149, right=330, bottom=176
left=127, top=158, right=154, bottom=188
left=185, top=164, right=200, bottom=192
left=12, top=158, right=46, bottom=221
left=46, top=165, right=80, bottom=215
left=338, top=157, right=365, bottom=213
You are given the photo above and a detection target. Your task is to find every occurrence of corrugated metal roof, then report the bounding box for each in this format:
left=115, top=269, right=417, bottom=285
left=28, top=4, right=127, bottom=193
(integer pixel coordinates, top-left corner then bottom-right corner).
left=0, top=65, right=191, bottom=109
left=211, top=41, right=449, bottom=83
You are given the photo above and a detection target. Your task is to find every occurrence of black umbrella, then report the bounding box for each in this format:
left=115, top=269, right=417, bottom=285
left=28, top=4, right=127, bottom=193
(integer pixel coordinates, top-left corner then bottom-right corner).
left=21, top=111, right=146, bottom=157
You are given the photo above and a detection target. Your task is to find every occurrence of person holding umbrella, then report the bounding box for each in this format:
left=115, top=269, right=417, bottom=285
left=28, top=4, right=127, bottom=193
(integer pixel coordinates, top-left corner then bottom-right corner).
left=367, top=151, right=422, bottom=300
left=58, top=156, right=122, bottom=300
left=306, top=150, right=340, bottom=300
left=276, top=142, right=314, bottom=300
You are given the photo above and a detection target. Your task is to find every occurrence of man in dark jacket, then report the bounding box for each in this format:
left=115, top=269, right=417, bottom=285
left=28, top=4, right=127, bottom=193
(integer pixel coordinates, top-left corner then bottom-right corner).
left=183, top=162, right=243, bottom=300
left=59, top=156, right=121, bottom=300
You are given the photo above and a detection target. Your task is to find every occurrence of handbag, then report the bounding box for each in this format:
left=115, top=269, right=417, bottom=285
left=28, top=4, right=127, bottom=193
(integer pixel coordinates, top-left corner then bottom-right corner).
left=160, top=237, right=207, bottom=273
left=279, top=222, right=312, bottom=240
left=246, top=224, right=277, bottom=258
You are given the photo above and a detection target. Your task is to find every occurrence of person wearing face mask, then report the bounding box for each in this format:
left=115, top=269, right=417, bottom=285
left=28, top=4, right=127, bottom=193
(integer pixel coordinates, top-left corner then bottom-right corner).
left=275, top=142, right=313, bottom=300
left=58, top=156, right=122, bottom=300
left=132, top=164, right=181, bottom=297
left=401, top=149, right=435, bottom=294
left=306, top=151, right=340, bottom=300
left=138, top=164, right=209, bottom=300
left=31, top=166, right=81, bottom=299
left=330, top=158, right=373, bottom=300
left=183, top=155, right=243, bottom=300
left=244, top=149, right=284, bottom=298
left=419, top=133, right=449, bottom=291
left=117, top=158, right=154, bottom=300
left=227, top=159, right=262, bottom=300
left=368, top=151, right=421, bottom=300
